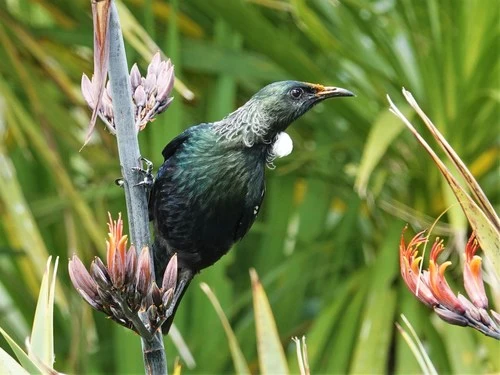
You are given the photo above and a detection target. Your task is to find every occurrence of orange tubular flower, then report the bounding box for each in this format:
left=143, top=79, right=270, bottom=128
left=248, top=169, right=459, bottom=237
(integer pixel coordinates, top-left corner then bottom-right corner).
left=400, top=227, right=500, bottom=340
left=68, top=213, right=181, bottom=336
left=106, top=213, right=128, bottom=288
left=400, top=230, right=439, bottom=307
left=463, top=233, right=488, bottom=309
left=428, top=238, right=466, bottom=314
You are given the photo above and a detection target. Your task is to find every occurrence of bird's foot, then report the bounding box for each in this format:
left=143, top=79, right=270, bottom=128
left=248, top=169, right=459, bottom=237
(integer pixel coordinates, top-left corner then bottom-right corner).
left=133, top=157, right=154, bottom=188
left=114, top=157, right=154, bottom=188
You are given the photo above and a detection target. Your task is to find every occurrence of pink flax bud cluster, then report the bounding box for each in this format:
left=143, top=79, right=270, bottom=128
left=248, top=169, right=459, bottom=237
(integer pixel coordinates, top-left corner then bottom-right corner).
left=81, top=52, right=174, bottom=134
left=69, top=213, right=177, bottom=335
left=400, top=229, right=499, bottom=340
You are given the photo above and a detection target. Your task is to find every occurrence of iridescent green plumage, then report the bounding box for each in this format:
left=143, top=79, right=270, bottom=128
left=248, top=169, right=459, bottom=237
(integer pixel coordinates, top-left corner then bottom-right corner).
left=149, top=80, right=354, bottom=333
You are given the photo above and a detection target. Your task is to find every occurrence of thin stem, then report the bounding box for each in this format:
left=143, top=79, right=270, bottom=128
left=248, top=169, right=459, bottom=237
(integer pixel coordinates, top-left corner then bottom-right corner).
left=107, top=3, right=167, bottom=374
left=466, top=317, right=500, bottom=340
left=115, top=295, right=154, bottom=341
left=108, top=3, right=150, bottom=251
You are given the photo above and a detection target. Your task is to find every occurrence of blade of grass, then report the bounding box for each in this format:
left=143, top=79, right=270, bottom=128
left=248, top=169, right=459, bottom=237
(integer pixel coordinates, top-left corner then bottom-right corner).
left=396, top=321, right=434, bottom=375
left=0, top=327, right=43, bottom=374
left=355, top=108, right=407, bottom=196
left=29, top=257, right=58, bottom=369
left=250, top=268, right=289, bottom=375
left=305, top=271, right=364, bottom=370
left=292, top=336, right=310, bottom=375
left=0, top=346, right=30, bottom=375
left=167, top=325, right=196, bottom=370
left=394, top=290, right=439, bottom=374
left=324, top=282, right=368, bottom=373
left=399, top=314, right=438, bottom=375
left=200, top=283, right=251, bottom=375
left=350, top=223, right=401, bottom=374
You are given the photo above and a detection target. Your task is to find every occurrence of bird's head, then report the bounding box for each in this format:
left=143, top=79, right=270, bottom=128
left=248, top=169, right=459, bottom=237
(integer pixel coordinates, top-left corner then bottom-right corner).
left=252, top=81, right=354, bottom=132
left=216, top=81, right=354, bottom=147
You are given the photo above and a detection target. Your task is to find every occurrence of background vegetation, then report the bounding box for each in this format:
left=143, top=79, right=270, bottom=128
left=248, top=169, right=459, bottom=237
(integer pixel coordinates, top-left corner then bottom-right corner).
left=0, top=0, right=498, bottom=373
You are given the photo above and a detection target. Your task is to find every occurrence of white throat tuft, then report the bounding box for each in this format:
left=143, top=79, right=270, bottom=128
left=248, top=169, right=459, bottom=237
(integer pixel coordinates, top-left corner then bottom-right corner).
left=271, top=132, right=293, bottom=158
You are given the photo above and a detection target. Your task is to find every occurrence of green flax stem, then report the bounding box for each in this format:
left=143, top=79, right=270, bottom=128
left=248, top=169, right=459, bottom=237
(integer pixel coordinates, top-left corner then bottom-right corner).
left=107, top=3, right=166, bottom=374
left=108, top=4, right=150, bottom=251
left=115, top=295, right=154, bottom=341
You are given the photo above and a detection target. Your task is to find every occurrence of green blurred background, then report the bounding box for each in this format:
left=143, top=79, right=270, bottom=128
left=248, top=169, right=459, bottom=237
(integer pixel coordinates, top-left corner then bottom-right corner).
left=0, top=0, right=498, bottom=373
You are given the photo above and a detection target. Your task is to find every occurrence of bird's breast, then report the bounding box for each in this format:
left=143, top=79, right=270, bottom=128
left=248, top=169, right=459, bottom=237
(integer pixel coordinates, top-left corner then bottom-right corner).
left=152, top=137, right=267, bottom=270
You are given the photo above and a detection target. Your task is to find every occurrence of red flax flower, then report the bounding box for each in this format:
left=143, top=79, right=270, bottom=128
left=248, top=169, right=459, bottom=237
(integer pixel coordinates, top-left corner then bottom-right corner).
left=463, top=233, right=488, bottom=309
left=69, top=213, right=178, bottom=337
left=428, top=238, right=466, bottom=314
left=399, top=230, right=438, bottom=307
left=400, top=228, right=500, bottom=340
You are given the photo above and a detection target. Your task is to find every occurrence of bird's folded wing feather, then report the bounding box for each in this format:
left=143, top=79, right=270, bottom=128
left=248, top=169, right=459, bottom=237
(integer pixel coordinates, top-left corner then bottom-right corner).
left=148, top=129, right=191, bottom=220
left=161, top=129, right=192, bottom=160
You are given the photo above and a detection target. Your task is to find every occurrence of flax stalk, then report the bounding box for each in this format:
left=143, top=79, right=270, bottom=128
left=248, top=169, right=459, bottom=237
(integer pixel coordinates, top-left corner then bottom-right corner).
left=107, top=3, right=166, bottom=374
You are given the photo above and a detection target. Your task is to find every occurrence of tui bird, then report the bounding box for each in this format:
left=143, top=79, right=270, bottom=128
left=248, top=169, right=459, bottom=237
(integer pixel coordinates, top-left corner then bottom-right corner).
left=149, top=80, right=354, bottom=333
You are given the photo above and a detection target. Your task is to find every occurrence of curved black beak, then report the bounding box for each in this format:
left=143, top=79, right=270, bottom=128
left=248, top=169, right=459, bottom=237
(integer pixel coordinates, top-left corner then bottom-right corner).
left=316, top=86, right=355, bottom=99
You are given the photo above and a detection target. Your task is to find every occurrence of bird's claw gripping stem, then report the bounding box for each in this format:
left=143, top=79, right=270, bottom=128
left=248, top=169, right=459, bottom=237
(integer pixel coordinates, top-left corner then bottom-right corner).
left=115, top=157, right=154, bottom=188
left=133, top=157, right=154, bottom=188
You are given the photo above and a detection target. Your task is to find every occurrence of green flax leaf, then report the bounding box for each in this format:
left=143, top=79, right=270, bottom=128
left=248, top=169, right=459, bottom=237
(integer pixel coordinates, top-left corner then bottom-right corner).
left=200, top=283, right=251, bottom=375
left=350, top=223, right=401, bottom=374
left=0, top=346, right=30, bottom=375
left=251, top=268, right=289, bottom=375
left=0, top=327, right=43, bottom=375
left=29, top=257, right=58, bottom=369
left=388, top=92, right=500, bottom=273
left=355, top=108, right=407, bottom=197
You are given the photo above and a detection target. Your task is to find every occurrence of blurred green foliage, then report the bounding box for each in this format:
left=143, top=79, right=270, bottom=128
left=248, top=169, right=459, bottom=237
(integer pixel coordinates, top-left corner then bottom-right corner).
left=0, top=0, right=498, bottom=373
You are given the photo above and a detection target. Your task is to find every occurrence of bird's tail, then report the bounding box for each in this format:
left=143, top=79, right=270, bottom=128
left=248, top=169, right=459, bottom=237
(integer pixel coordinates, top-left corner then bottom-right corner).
left=152, top=239, right=193, bottom=335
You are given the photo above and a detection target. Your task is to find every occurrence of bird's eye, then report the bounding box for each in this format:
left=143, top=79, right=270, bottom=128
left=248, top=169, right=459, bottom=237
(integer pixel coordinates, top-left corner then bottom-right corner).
left=289, top=88, right=304, bottom=99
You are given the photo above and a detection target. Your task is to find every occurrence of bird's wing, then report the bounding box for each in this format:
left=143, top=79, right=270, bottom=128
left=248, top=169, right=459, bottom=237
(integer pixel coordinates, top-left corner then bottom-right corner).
left=161, top=130, right=191, bottom=160
left=149, top=129, right=192, bottom=220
